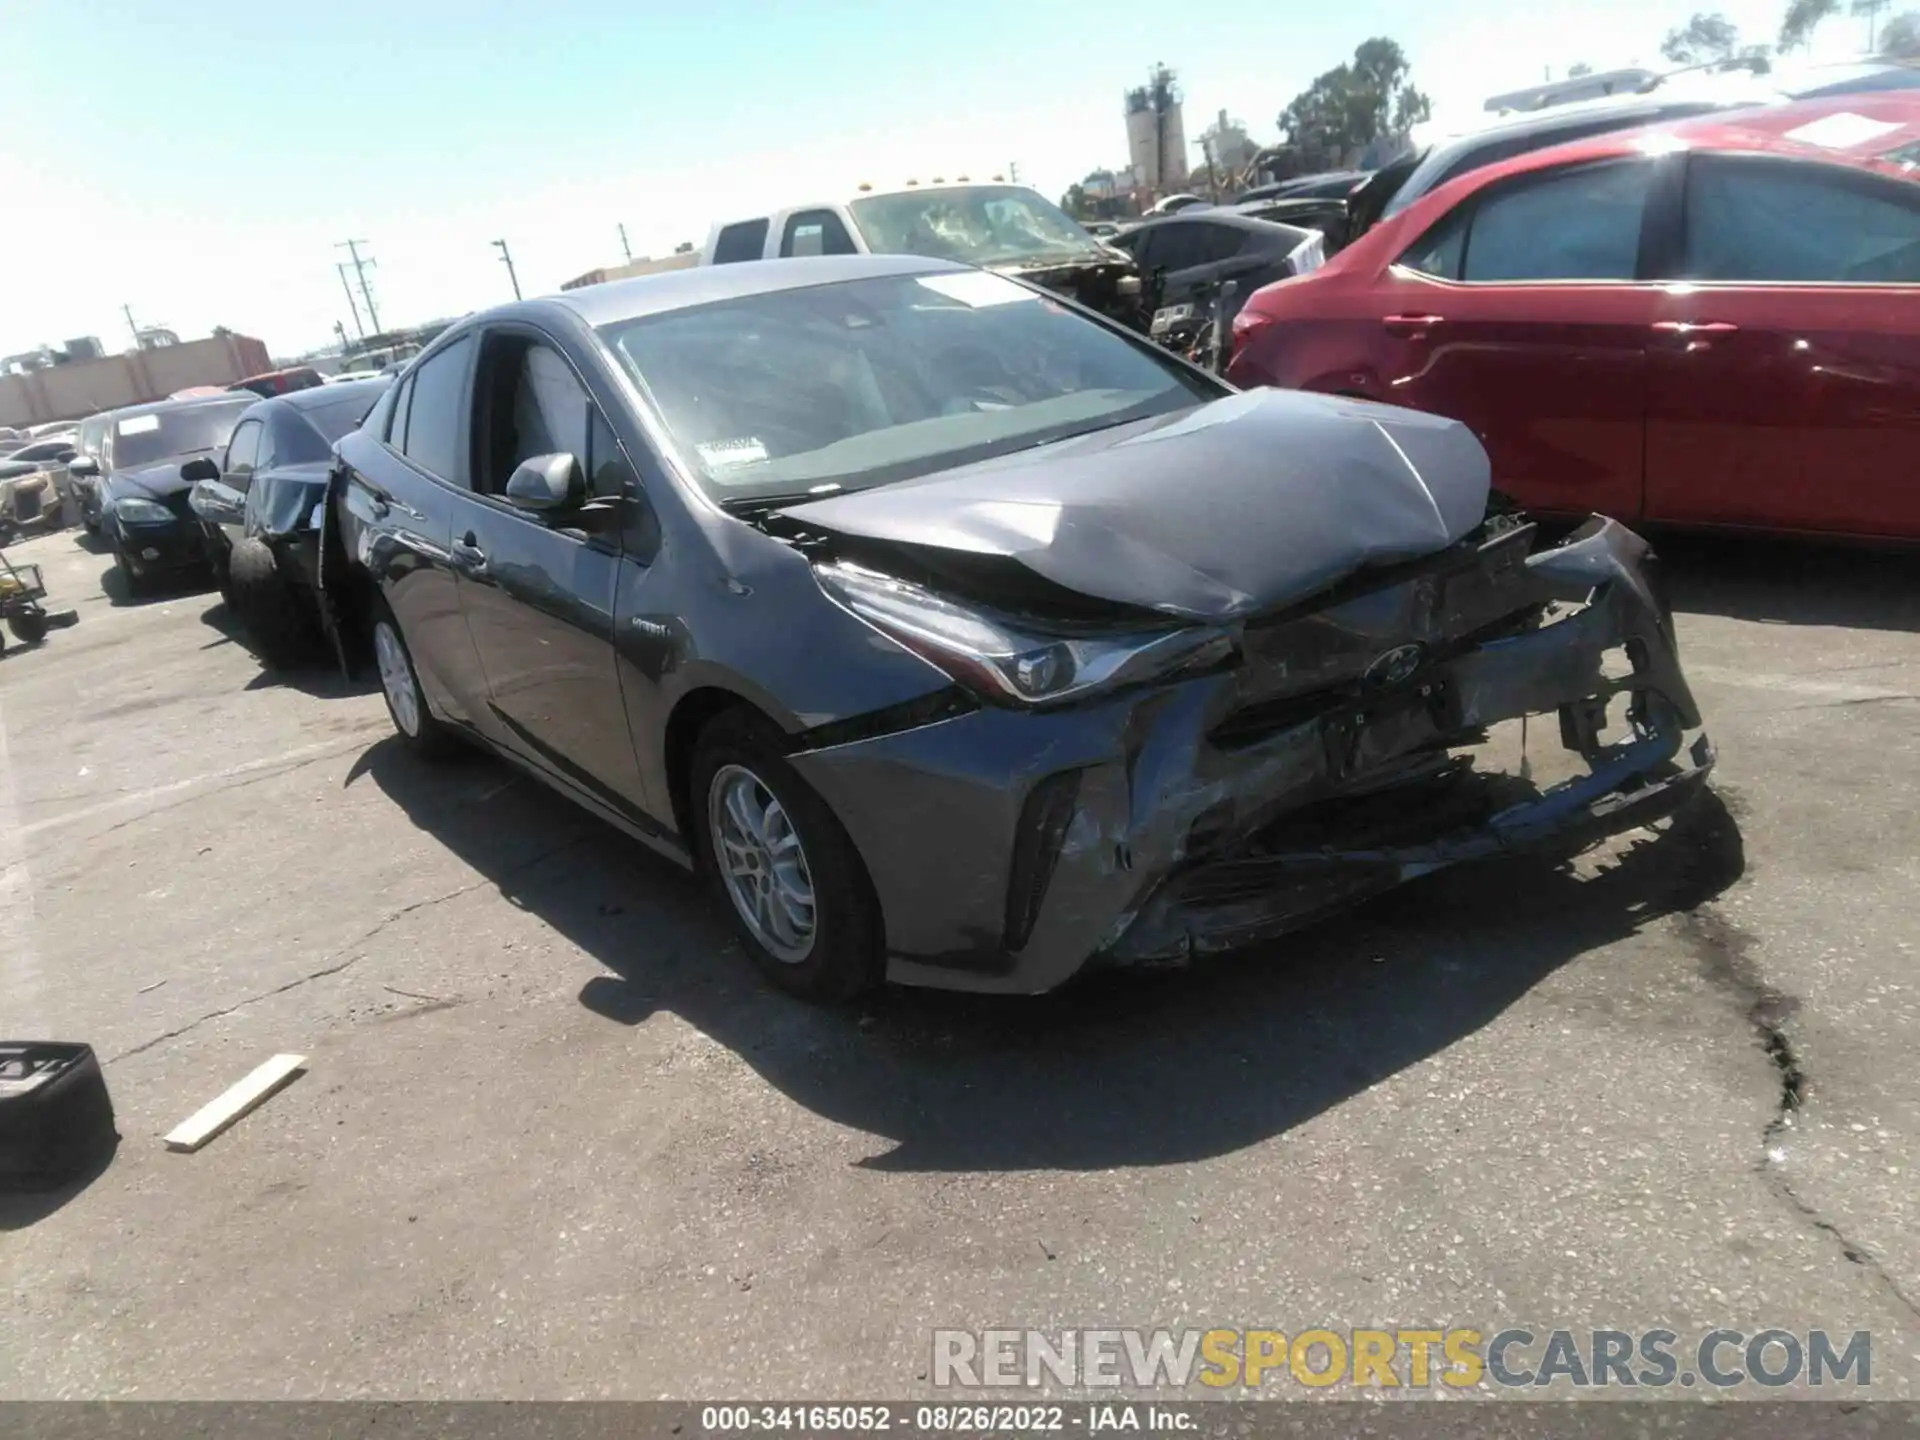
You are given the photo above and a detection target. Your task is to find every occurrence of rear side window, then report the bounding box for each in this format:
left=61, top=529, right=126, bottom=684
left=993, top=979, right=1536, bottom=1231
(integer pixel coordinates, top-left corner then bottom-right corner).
left=712, top=220, right=770, bottom=264
left=781, top=210, right=857, bottom=257
left=1681, top=157, right=1920, bottom=283
left=396, top=335, right=474, bottom=484
left=1401, top=160, right=1653, bottom=282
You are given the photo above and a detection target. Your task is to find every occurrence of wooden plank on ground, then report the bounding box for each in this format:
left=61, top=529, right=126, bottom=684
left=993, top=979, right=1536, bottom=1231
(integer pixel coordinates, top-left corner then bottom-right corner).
left=163, top=1053, right=307, bottom=1153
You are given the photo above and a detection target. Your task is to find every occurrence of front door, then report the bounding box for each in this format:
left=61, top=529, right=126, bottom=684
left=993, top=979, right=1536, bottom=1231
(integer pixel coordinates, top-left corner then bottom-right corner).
left=1378, top=155, right=1665, bottom=521
left=1645, top=152, right=1920, bottom=536
left=454, top=329, right=649, bottom=819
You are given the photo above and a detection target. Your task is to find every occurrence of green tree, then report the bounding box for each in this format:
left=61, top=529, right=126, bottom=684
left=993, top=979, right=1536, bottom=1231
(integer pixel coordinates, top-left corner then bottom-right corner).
left=1277, top=37, right=1430, bottom=171
left=1779, top=0, right=1840, bottom=50
left=1060, top=183, right=1089, bottom=218
left=1662, top=11, right=1739, bottom=61
left=1882, top=7, right=1920, bottom=49
left=1663, top=11, right=1770, bottom=68
left=1568, top=61, right=1595, bottom=76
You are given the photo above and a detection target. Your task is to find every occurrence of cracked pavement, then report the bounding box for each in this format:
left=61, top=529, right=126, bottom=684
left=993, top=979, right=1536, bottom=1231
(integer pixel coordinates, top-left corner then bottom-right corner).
left=2, top=530, right=1917, bottom=1399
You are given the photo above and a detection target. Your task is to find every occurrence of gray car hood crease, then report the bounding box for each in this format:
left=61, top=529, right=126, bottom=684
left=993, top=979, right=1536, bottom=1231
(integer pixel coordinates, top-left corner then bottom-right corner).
left=106, top=458, right=203, bottom=503
left=780, top=388, right=1492, bottom=622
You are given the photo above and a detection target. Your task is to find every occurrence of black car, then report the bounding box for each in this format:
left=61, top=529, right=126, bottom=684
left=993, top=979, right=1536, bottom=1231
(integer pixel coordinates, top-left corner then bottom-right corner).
left=66, top=394, right=255, bottom=594
left=184, top=378, right=391, bottom=664
left=1104, top=210, right=1325, bottom=344
left=324, top=254, right=1712, bottom=1002
left=1345, top=90, right=1761, bottom=240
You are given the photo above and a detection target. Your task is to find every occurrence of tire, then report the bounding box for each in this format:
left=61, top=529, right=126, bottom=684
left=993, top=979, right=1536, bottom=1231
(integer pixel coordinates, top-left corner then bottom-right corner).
left=111, top=544, right=147, bottom=598
left=7, top=609, right=49, bottom=645
left=369, top=596, right=461, bottom=759
left=690, top=708, right=883, bottom=1001
left=227, top=537, right=321, bottom=669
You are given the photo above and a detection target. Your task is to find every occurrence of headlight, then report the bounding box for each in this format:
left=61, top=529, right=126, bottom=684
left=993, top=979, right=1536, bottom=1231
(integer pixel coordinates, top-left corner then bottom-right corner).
left=814, top=561, right=1233, bottom=706
left=114, top=497, right=174, bottom=524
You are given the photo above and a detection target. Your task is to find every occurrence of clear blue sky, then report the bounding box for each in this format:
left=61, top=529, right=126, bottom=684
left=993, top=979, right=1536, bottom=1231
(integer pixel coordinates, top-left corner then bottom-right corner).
left=0, top=0, right=1860, bottom=357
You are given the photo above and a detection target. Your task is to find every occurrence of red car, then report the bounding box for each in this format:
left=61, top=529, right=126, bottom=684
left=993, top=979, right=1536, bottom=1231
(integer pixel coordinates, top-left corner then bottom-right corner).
left=1227, top=94, right=1920, bottom=540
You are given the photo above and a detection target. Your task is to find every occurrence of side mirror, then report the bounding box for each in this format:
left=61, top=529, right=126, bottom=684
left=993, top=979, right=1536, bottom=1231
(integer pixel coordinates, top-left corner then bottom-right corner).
left=180, top=455, right=220, bottom=483
left=503, top=452, right=583, bottom=512
left=67, top=455, right=100, bottom=479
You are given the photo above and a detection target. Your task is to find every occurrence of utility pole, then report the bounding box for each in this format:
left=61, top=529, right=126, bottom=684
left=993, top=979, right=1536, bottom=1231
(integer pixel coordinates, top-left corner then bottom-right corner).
left=336, top=263, right=365, bottom=340
left=1008, top=160, right=1020, bottom=183
left=618, top=224, right=634, bottom=263
left=334, top=320, right=351, bottom=353
left=122, top=304, right=140, bottom=347
left=336, top=239, right=381, bottom=335
left=493, top=239, right=522, bottom=301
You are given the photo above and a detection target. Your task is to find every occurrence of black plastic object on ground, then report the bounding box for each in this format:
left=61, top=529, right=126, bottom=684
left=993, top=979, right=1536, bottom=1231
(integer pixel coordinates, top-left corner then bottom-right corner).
left=0, top=1042, right=118, bottom=1191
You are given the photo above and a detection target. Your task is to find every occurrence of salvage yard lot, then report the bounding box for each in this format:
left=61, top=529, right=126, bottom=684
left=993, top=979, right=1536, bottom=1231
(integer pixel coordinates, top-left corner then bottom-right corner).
left=3, top=526, right=1918, bottom=1397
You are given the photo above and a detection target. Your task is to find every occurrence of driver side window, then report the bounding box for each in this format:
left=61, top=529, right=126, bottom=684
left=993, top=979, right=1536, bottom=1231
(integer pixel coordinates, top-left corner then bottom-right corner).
left=224, top=420, right=263, bottom=493
left=473, top=335, right=599, bottom=499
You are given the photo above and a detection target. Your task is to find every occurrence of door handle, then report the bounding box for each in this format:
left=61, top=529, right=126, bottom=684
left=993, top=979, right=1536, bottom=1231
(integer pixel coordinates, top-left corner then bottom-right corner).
left=451, top=533, right=489, bottom=577
left=1383, top=314, right=1444, bottom=335
left=1652, top=320, right=1738, bottom=333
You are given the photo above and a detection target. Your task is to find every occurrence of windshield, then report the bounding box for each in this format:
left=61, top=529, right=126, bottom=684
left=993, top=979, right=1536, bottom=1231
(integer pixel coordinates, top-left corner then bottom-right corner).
left=600, top=270, right=1214, bottom=504
left=848, top=186, right=1104, bottom=266
left=112, top=398, right=254, bottom=469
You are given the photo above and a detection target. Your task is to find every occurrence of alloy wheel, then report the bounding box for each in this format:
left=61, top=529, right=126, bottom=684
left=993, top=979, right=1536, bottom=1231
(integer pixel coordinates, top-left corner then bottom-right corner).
left=708, top=763, right=817, bottom=963
left=374, top=620, right=422, bottom=737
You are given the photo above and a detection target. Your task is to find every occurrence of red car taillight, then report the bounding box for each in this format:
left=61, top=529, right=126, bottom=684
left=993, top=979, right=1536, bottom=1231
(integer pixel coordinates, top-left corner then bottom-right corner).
left=1228, top=306, right=1277, bottom=369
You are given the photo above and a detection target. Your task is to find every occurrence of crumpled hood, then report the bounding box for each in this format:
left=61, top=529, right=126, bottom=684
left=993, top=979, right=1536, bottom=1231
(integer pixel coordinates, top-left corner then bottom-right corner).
left=780, top=388, right=1491, bottom=621
left=105, top=458, right=201, bottom=503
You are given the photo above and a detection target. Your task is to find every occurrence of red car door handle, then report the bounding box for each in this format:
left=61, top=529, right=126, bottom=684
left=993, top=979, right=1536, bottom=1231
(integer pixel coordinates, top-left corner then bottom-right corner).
left=1652, top=320, right=1738, bottom=333
left=1383, top=314, right=1445, bottom=333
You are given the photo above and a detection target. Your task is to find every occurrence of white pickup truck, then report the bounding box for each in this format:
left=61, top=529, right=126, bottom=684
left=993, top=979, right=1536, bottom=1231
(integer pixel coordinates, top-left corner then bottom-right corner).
left=700, top=182, right=1157, bottom=332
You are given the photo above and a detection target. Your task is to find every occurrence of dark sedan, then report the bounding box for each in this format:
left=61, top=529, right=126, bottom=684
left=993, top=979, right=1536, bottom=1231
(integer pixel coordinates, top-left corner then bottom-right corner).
left=185, top=378, right=390, bottom=664
left=325, top=254, right=1713, bottom=1001
left=67, top=394, right=255, bottom=594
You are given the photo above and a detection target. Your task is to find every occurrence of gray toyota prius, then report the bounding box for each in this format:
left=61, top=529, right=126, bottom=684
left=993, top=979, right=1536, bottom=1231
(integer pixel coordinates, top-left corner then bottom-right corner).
left=323, top=254, right=1713, bottom=1001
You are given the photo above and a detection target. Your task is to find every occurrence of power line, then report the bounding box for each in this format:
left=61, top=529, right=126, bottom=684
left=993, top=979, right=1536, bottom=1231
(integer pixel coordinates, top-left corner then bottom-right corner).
left=493, top=239, right=522, bottom=301
left=122, top=304, right=140, bottom=347
left=335, top=239, right=381, bottom=335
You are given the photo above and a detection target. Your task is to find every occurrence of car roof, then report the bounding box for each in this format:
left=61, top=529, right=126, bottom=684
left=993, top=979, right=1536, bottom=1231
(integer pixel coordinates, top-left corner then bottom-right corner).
left=1132, top=209, right=1304, bottom=233
left=546, top=253, right=967, bottom=328
left=278, top=376, right=390, bottom=411
left=1440, top=92, right=1920, bottom=192
left=111, top=391, right=258, bottom=423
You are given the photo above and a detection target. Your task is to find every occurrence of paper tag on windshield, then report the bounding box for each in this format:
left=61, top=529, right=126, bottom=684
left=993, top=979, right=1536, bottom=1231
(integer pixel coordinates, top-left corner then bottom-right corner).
left=916, top=272, right=1032, bottom=308
left=117, top=415, right=161, bottom=436
left=697, top=438, right=768, bottom=471
left=1784, top=112, right=1903, bottom=151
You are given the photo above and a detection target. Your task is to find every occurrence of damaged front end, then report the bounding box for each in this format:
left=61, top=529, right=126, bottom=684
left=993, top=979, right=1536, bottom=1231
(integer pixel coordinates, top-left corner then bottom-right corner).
left=786, top=512, right=1712, bottom=994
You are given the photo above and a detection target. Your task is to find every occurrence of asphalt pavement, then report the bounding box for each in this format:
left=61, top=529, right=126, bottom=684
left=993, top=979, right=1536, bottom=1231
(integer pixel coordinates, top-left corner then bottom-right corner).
left=1, top=525, right=1916, bottom=1400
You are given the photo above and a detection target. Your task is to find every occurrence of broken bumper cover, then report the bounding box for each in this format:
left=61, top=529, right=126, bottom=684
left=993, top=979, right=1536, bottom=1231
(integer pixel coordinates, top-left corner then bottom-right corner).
left=789, top=518, right=1713, bottom=994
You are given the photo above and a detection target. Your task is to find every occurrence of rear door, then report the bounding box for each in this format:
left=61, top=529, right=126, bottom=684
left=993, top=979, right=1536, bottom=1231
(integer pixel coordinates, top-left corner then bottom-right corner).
left=454, top=326, right=651, bottom=819
left=1646, top=152, right=1920, bottom=536
left=1376, top=155, right=1667, bottom=519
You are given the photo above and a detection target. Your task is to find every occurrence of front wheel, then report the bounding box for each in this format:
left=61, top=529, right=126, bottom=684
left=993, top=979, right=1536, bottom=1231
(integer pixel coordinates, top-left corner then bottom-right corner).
left=691, top=709, right=883, bottom=1001
left=228, top=538, right=321, bottom=669
left=371, top=599, right=461, bottom=759
left=111, top=544, right=147, bottom=598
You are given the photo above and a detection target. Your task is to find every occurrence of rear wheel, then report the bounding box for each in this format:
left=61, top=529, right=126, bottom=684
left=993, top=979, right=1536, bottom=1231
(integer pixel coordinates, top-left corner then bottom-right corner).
left=7, top=609, right=49, bottom=645
left=691, top=709, right=883, bottom=1002
left=227, top=537, right=321, bottom=669
left=371, top=597, right=460, bottom=759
